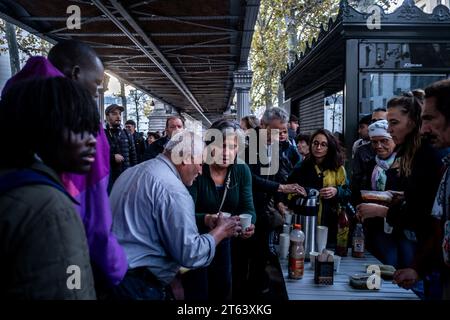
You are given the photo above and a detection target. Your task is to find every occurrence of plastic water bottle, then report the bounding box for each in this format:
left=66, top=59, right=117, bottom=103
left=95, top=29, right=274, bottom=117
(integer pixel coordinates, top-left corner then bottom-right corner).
left=288, top=224, right=305, bottom=279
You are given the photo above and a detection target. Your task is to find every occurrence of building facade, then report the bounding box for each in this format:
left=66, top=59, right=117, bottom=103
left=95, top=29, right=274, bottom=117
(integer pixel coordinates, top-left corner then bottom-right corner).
left=281, top=0, right=450, bottom=156
left=416, top=0, right=449, bottom=12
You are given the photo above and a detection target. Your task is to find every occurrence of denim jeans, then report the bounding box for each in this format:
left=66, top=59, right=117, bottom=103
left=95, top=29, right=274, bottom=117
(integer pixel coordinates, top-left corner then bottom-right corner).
left=110, top=268, right=169, bottom=300
left=370, top=230, right=417, bottom=269
left=183, top=238, right=232, bottom=301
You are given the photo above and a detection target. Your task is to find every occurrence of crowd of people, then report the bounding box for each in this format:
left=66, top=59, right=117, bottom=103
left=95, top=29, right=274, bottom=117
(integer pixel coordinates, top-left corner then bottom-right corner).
left=0, top=39, right=449, bottom=301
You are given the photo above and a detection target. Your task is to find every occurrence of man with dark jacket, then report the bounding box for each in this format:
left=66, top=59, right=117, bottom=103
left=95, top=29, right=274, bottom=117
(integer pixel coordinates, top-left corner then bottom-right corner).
left=105, top=104, right=138, bottom=192
left=125, top=119, right=146, bottom=163
left=351, top=108, right=387, bottom=205
left=288, top=114, right=300, bottom=143
left=144, top=115, right=184, bottom=160
left=244, top=107, right=305, bottom=297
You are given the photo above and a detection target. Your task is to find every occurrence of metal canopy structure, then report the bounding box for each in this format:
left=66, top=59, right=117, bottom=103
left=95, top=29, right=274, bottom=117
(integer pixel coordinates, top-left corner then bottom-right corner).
left=0, top=0, right=260, bottom=125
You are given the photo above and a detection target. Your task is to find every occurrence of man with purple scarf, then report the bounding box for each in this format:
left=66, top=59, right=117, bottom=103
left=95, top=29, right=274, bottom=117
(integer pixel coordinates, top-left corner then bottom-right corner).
left=2, top=40, right=127, bottom=291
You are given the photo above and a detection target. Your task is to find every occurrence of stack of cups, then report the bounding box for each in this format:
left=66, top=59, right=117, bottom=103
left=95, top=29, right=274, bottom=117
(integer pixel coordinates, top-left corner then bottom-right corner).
left=285, top=211, right=293, bottom=225
left=310, top=251, right=319, bottom=270
left=316, top=225, right=328, bottom=252
left=279, top=233, right=290, bottom=260
left=333, top=255, right=341, bottom=273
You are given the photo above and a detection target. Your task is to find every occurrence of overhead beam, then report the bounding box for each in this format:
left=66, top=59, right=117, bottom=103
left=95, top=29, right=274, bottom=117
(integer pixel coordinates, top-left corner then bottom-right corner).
left=92, top=0, right=211, bottom=124
left=20, top=15, right=240, bottom=22
left=54, top=31, right=235, bottom=37
left=107, top=0, right=211, bottom=121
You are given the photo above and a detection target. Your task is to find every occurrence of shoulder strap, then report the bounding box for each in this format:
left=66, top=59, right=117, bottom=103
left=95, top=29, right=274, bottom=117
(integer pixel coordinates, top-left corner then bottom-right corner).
left=443, top=166, right=449, bottom=220
left=0, top=169, right=71, bottom=199
left=217, top=168, right=232, bottom=213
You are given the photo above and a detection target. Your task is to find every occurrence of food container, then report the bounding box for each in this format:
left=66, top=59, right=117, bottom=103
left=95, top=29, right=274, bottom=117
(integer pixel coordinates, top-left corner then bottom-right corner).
left=360, top=190, right=393, bottom=205
left=349, top=273, right=382, bottom=290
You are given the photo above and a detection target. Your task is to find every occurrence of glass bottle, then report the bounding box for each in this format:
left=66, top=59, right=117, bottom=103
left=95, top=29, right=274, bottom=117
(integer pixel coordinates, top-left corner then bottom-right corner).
left=336, top=204, right=349, bottom=257
left=352, top=223, right=365, bottom=258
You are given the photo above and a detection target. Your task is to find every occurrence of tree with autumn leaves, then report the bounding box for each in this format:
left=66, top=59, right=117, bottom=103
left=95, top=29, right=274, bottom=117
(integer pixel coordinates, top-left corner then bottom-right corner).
left=250, top=0, right=398, bottom=110
left=0, top=19, right=52, bottom=74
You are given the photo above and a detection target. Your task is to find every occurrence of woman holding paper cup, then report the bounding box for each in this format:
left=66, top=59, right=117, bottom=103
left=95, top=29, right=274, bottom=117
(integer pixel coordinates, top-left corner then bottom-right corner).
left=184, top=119, right=256, bottom=301
left=287, top=129, right=351, bottom=248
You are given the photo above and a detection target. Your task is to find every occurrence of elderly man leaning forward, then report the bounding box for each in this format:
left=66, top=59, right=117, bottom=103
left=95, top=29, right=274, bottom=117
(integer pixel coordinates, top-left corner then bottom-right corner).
left=110, top=130, right=239, bottom=300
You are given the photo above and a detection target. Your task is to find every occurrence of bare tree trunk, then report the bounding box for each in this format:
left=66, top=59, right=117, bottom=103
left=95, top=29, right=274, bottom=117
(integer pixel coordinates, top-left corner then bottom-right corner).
left=120, top=81, right=127, bottom=121
left=264, top=64, right=273, bottom=108
left=277, top=82, right=284, bottom=108
left=5, top=22, right=20, bottom=75
left=285, top=7, right=297, bottom=65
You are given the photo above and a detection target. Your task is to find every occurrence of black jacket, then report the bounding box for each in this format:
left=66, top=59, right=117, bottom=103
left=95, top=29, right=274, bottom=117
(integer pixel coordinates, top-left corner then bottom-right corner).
left=383, top=142, right=445, bottom=279
left=143, top=136, right=169, bottom=161
left=351, top=143, right=376, bottom=205
left=131, top=131, right=146, bottom=163
left=287, top=158, right=351, bottom=247
left=244, top=128, right=281, bottom=230
left=386, top=142, right=443, bottom=240
left=105, top=124, right=138, bottom=186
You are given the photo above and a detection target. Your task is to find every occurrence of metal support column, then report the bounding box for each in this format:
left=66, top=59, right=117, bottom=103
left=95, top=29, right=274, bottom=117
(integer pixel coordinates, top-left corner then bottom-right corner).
left=233, top=69, right=253, bottom=120
left=344, top=39, right=359, bottom=162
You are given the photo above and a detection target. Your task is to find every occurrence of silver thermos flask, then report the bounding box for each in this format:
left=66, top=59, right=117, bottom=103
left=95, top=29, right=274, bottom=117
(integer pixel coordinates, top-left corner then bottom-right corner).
left=298, top=189, right=319, bottom=261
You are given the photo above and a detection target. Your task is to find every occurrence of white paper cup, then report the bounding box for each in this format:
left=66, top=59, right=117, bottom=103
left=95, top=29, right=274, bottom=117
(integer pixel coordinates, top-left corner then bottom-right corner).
left=239, top=214, right=252, bottom=230
left=310, top=251, right=319, bottom=270
left=220, top=212, right=232, bottom=218
left=384, top=218, right=393, bottom=234
left=316, top=225, right=328, bottom=252
left=285, top=212, right=293, bottom=225
left=279, top=233, right=290, bottom=259
left=333, top=255, right=341, bottom=273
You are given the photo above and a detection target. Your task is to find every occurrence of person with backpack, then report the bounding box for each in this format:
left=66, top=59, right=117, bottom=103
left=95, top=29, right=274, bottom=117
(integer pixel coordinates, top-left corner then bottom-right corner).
left=0, top=77, right=98, bottom=299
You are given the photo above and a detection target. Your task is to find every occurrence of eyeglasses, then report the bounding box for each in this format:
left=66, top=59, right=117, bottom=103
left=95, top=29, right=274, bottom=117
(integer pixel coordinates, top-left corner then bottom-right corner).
left=312, top=141, right=328, bottom=148
left=371, top=138, right=391, bottom=147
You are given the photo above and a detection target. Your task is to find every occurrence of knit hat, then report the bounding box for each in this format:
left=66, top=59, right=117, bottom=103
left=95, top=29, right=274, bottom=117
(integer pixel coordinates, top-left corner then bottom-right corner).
left=368, top=120, right=391, bottom=139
